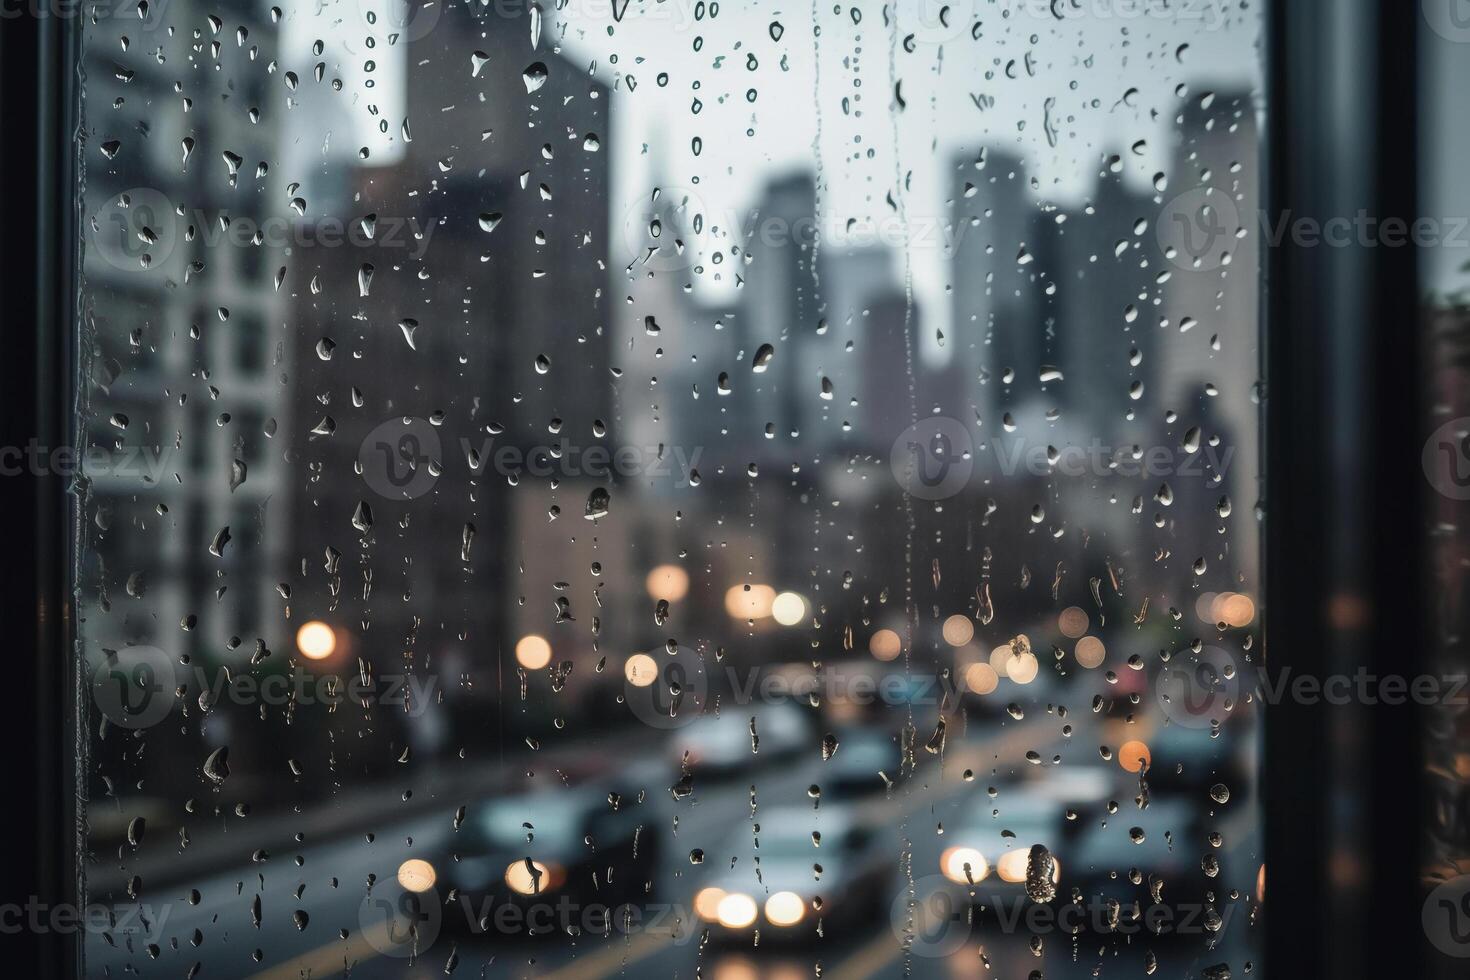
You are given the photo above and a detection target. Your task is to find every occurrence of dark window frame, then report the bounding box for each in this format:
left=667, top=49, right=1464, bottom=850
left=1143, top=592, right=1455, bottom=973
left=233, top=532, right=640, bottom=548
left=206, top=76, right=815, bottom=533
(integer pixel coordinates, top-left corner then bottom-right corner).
left=2, top=9, right=82, bottom=979
left=1265, top=1, right=1427, bottom=977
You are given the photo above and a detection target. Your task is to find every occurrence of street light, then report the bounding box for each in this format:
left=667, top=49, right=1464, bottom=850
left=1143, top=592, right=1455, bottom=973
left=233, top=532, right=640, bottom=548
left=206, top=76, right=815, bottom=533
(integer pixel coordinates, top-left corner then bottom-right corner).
left=515, top=634, right=553, bottom=670
left=645, top=564, right=690, bottom=602
left=724, top=583, right=775, bottom=619
left=771, top=591, right=806, bottom=626
left=296, top=621, right=336, bottom=661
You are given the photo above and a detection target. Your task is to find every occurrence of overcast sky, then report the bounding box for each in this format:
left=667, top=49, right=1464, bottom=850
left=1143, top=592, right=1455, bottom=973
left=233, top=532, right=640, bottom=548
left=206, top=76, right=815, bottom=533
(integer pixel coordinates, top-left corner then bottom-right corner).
left=287, top=0, right=1264, bottom=346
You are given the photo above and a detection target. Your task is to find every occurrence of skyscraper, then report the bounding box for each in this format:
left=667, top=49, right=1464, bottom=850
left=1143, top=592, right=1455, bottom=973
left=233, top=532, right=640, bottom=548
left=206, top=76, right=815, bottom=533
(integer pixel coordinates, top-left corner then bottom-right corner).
left=948, top=148, right=1042, bottom=428
left=282, top=2, right=613, bottom=759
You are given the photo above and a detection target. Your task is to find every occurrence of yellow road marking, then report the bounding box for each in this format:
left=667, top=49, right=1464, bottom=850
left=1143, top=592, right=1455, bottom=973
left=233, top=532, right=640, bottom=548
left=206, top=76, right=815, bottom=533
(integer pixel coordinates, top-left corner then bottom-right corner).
left=826, top=927, right=904, bottom=980
left=537, top=929, right=671, bottom=980
left=249, top=921, right=396, bottom=980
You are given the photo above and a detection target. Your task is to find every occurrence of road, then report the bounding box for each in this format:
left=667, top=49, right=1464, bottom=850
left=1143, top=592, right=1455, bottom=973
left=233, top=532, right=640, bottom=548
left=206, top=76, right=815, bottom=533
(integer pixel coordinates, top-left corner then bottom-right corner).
left=84, top=720, right=1257, bottom=979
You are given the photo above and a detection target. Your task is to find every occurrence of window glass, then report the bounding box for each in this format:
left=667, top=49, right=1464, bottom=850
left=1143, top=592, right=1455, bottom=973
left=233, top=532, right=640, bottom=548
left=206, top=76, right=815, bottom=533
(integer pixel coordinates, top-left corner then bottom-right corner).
left=78, top=2, right=1264, bottom=976
left=1421, top=11, right=1470, bottom=975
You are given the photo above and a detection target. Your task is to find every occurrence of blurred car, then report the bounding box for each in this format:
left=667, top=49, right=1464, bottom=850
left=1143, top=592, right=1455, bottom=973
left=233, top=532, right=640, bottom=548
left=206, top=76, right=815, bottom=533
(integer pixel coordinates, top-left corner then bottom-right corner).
left=1063, top=797, right=1225, bottom=943
left=693, top=804, right=890, bottom=943
left=417, top=756, right=666, bottom=938
left=669, top=700, right=810, bottom=776
left=1142, top=723, right=1253, bottom=799
left=821, top=727, right=901, bottom=803
left=934, top=766, right=1112, bottom=906
left=937, top=759, right=1240, bottom=945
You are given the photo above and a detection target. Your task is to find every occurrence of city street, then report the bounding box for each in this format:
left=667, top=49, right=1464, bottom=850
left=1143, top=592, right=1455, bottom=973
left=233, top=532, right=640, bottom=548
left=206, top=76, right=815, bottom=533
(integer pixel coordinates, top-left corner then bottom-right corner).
left=87, top=718, right=1255, bottom=979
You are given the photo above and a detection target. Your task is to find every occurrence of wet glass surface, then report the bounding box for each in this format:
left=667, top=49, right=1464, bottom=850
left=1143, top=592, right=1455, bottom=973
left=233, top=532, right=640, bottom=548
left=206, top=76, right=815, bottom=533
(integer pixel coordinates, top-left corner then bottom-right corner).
left=77, top=2, right=1264, bottom=976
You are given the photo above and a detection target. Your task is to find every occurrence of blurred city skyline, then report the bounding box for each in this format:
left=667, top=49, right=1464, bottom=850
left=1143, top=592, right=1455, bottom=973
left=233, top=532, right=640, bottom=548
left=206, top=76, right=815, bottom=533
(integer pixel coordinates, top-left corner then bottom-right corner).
left=283, top=0, right=1263, bottom=351
left=75, top=1, right=1265, bottom=975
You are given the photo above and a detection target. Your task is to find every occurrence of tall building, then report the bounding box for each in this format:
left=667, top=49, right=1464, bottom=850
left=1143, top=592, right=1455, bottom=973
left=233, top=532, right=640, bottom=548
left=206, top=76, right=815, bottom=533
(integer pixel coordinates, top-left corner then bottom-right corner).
left=948, top=149, right=1043, bottom=427
left=1158, top=90, right=1262, bottom=579
left=282, top=2, right=613, bottom=761
left=813, top=244, right=900, bottom=450
left=616, top=176, right=740, bottom=471
left=740, top=173, right=821, bottom=447
left=79, top=0, right=292, bottom=808
left=1041, top=168, right=1159, bottom=423
left=82, top=0, right=291, bottom=651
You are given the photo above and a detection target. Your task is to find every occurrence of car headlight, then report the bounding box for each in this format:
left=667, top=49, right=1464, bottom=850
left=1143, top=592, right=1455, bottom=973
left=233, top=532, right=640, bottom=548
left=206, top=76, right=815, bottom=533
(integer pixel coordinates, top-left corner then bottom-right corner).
left=941, top=846, right=990, bottom=884
left=764, top=891, right=805, bottom=927
left=504, top=859, right=563, bottom=895
left=996, top=850, right=1029, bottom=883
left=995, top=849, right=1060, bottom=884
left=715, top=892, right=759, bottom=929
left=694, top=887, right=727, bottom=921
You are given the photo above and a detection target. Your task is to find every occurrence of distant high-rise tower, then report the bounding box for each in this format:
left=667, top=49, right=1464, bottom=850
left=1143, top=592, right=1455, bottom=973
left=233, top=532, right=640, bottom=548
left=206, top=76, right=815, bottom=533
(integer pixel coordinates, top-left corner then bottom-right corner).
left=741, top=173, right=821, bottom=442
left=1046, top=167, right=1157, bottom=423
left=948, top=149, right=1043, bottom=427
left=282, top=2, right=613, bottom=760
left=1159, top=90, right=1262, bottom=570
